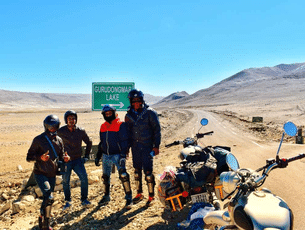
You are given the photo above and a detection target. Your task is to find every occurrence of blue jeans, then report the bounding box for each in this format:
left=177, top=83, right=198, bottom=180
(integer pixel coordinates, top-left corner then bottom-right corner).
left=102, top=154, right=123, bottom=181
left=102, top=154, right=132, bottom=199
left=34, top=174, right=55, bottom=214
left=62, top=158, right=88, bottom=202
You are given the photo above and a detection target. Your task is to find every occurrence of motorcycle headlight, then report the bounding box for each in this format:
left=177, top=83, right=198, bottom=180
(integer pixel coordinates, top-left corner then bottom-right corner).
left=220, top=171, right=240, bottom=194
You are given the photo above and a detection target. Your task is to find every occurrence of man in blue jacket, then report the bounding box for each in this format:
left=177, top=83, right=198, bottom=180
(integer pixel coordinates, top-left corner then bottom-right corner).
left=95, top=105, right=133, bottom=209
left=125, top=89, right=161, bottom=207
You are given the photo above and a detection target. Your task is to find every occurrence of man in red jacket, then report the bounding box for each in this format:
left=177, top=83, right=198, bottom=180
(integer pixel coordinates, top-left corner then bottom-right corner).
left=95, top=105, right=132, bottom=209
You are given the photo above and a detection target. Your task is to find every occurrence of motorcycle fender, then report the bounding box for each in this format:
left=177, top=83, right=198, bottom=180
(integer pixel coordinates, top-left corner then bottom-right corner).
left=204, top=210, right=231, bottom=226
left=240, top=191, right=291, bottom=230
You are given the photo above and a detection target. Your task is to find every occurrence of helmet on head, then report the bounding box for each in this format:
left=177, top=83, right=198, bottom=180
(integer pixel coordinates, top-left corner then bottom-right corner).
left=101, top=104, right=116, bottom=123
left=128, top=89, right=144, bottom=104
left=43, top=115, right=60, bottom=132
left=64, top=110, right=77, bottom=124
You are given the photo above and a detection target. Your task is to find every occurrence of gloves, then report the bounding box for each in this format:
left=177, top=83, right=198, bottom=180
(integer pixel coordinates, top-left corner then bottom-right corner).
left=95, top=157, right=101, bottom=166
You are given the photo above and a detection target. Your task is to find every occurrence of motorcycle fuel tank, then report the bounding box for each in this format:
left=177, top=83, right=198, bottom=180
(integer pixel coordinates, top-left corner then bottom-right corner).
left=235, top=191, right=291, bottom=230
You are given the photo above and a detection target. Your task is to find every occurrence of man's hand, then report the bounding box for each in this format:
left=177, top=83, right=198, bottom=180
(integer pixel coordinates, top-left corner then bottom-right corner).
left=152, top=147, right=159, bottom=156
left=95, top=157, right=100, bottom=166
left=41, top=151, right=50, bottom=162
left=63, top=152, right=70, bottom=163
left=82, top=154, right=89, bottom=164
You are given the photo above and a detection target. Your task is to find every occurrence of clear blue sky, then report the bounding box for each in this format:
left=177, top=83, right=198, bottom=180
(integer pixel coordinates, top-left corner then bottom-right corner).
left=1, top=0, right=305, bottom=96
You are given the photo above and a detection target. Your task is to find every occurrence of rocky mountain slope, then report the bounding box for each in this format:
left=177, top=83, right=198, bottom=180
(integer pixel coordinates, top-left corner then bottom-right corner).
left=0, top=90, right=163, bottom=111
left=157, top=91, right=189, bottom=104
left=155, top=62, right=305, bottom=107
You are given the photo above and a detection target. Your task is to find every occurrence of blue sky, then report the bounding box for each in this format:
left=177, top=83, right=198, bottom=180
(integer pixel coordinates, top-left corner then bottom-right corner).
left=1, top=0, right=305, bottom=96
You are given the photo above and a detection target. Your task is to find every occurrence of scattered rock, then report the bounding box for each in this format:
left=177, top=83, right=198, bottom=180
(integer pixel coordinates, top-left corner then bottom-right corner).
left=0, top=200, right=12, bottom=215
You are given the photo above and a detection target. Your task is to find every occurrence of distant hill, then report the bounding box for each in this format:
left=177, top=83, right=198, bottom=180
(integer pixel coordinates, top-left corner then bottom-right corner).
left=157, top=91, right=189, bottom=104
left=155, top=62, right=305, bottom=107
left=2, top=62, right=305, bottom=111
left=0, top=90, right=164, bottom=111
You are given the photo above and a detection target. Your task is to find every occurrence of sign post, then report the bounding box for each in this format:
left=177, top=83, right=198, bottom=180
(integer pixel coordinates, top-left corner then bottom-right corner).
left=92, top=82, right=135, bottom=111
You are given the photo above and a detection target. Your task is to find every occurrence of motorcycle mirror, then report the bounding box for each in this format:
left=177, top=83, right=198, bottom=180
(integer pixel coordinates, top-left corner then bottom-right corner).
left=226, top=153, right=240, bottom=171
left=276, top=121, right=298, bottom=160
left=283, top=121, right=298, bottom=137
left=200, top=118, right=208, bottom=126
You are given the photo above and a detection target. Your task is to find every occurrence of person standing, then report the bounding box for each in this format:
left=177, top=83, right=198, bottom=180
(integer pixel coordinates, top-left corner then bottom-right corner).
left=95, top=105, right=133, bottom=209
left=27, top=114, right=64, bottom=230
left=57, top=110, right=92, bottom=210
left=125, top=89, right=161, bottom=207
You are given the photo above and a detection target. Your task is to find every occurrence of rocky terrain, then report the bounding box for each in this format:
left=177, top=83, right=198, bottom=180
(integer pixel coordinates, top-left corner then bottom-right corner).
left=0, top=108, right=196, bottom=230
left=1, top=105, right=303, bottom=229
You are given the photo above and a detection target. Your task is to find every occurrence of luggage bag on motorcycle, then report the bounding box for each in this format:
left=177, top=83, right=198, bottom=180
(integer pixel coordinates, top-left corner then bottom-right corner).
left=158, top=167, right=186, bottom=210
left=176, top=156, right=217, bottom=187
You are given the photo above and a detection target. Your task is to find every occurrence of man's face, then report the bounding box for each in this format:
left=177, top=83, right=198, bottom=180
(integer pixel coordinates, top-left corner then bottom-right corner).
left=48, top=127, right=58, bottom=133
left=132, top=98, right=142, bottom=111
left=67, top=115, right=76, bottom=127
left=105, top=111, right=113, bottom=117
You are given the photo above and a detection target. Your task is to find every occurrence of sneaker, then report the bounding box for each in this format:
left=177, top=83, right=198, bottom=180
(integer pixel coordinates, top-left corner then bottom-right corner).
left=132, top=193, right=144, bottom=204
left=81, top=199, right=91, bottom=206
left=125, top=198, right=133, bottom=210
left=62, top=202, right=71, bottom=211
left=145, top=196, right=154, bottom=207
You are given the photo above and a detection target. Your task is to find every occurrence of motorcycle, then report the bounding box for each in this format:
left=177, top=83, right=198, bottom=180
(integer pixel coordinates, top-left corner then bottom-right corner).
left=158, top=118, right=236, bottom=212
left=203, top=121, right=305, bottom=230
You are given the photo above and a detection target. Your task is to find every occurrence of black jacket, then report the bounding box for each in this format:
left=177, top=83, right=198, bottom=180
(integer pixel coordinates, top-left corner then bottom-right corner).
left=27, top=132, right=64, bottom=177
left=125, top=104, right=161, bottom=148
left=57, top=125, right=92, bottom=161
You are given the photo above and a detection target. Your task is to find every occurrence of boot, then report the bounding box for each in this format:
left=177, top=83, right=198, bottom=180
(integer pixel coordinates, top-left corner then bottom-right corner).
left=39, top=215, right=52, bottom=230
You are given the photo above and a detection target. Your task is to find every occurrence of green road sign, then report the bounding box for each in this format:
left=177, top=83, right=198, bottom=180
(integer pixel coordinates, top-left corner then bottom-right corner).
left=92, top=82, right=135, bottom=111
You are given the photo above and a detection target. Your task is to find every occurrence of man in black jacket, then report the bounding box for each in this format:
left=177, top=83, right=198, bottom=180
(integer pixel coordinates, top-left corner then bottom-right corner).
left=57, top=110, right=92, bottom=210
left=125, top=89, right=161, bottom=207
left=27, top=114, right=64, bottom=230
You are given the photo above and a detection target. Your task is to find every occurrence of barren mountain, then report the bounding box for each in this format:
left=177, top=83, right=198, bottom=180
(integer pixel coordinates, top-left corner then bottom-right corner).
left=157, top=91, right=189, bottom=104
left=155, top=62, right=305, bottom=108
left=0, top=90, right=163, bottom=111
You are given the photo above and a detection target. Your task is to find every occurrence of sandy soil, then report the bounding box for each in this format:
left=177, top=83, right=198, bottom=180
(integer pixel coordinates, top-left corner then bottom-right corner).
left=0, top=104, right=304, bottom=229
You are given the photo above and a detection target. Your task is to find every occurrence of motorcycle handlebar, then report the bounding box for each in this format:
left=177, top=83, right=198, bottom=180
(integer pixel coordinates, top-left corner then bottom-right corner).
left=196, top=131, right=214, bottom=138
left=286, top=153, right=305, bottom=163
left=165, top=131, right=214, bottom=147
left=255, top=153, right=305, bottom=185
left=165, top=141, right=181, bottom=148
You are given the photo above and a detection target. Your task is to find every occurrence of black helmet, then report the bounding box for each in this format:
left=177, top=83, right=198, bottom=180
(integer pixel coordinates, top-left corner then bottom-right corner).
left=102, top=104, right=116, bottom=113
left=128, top=89, right=144, bottom=104
left=101, top=104, right=116, bottom=123
left=43, top=115, right=60, bottom=132
left=64, top=110, right=77, bottom=124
